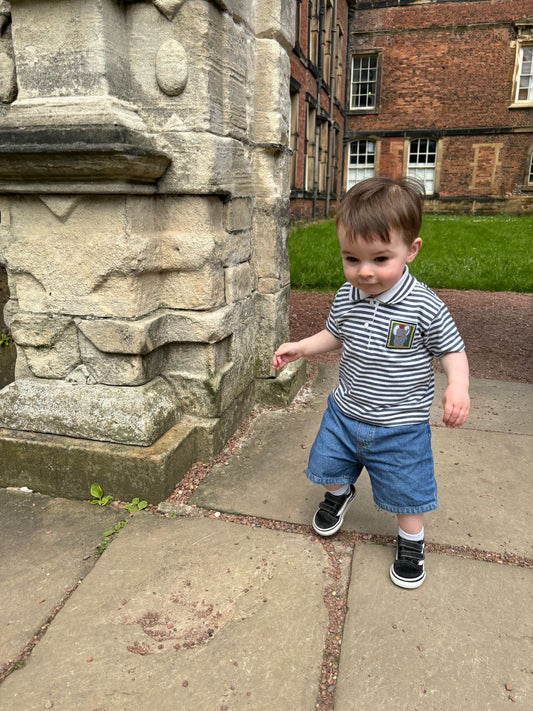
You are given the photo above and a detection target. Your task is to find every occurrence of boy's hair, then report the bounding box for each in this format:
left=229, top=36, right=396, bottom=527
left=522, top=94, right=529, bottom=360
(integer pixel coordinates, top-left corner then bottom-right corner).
left=336, top=176, right=425, bottom=245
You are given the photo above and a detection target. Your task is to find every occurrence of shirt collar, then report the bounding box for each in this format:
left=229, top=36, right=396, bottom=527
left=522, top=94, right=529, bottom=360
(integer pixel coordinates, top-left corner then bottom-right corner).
left=349, top=266, right=416, bottom=305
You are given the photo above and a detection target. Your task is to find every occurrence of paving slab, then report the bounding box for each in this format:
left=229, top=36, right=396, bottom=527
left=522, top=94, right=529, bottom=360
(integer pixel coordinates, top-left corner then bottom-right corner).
left=0, top=489, right=124, bottom=673
left=0, top=513, right=335, bottom=711
left=336, top=543, right=533, bottom=710
left=192, top=368, right=532, bottom=556
left=430, top=375, right=533, bottom=435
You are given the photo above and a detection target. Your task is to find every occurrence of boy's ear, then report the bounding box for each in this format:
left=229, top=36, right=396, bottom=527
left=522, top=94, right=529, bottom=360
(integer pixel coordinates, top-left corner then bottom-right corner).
left=406, top=237, right=422, bottom=263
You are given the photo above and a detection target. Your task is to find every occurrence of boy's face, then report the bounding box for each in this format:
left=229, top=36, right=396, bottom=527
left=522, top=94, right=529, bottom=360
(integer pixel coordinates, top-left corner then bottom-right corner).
left=338, top=225, right=422, bottom=297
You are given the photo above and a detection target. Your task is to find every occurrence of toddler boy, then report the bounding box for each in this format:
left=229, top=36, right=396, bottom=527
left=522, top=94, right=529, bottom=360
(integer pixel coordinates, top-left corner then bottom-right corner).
left=273, top=177, right=470, bottom=589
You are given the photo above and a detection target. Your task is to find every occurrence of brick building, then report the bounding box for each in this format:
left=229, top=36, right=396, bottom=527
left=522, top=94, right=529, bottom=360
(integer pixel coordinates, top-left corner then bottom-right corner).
left=290, top=0, right=354, bottom=221
left=345, top=0, right=533, bottom=214
left=290, top=0, right=533, bottom=220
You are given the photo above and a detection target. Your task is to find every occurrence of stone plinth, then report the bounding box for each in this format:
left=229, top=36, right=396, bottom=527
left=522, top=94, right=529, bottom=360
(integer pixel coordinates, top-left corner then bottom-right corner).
left=0, top=0, right=304, bottom=502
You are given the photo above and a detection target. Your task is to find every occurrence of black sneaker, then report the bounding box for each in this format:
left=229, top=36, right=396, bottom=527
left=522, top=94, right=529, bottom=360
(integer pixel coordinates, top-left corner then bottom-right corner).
left=312, top=485, right=356, bottom=536
left=390, top=535, right=426, bottom=589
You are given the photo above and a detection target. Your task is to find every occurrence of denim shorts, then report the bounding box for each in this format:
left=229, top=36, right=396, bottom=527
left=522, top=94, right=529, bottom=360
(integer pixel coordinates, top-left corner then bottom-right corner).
left=306, top=395, right=437, bottom=515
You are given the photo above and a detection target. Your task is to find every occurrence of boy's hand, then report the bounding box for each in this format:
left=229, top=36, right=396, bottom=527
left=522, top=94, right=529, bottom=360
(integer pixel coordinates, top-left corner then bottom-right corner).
left=272, top=343, right=303, bottom=370
left=442, top=384, right=470, bottom=428
left=273, top=330, right=341, bottom=370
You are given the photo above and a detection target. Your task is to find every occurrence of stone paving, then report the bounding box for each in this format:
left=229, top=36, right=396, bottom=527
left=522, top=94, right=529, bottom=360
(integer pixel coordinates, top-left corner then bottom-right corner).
left=0, top=365, right=532, bottom=710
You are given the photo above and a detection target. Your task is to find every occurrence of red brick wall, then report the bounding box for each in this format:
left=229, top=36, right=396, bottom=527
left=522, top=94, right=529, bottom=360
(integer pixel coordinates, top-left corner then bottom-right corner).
left=345, top=0, right=533, bottom=209
left=290, top=0, right=352, bottom=218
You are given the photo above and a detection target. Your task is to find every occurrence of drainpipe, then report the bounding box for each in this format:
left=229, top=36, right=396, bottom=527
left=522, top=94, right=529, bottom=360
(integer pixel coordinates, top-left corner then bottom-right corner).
left=325, top=0, right=338, bottom=217
left=312, top=0, right=325, bottom=220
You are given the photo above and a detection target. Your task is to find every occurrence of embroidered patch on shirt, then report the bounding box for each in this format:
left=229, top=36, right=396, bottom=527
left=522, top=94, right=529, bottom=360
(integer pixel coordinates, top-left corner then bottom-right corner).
left=386, top=321, right=416, bottom=349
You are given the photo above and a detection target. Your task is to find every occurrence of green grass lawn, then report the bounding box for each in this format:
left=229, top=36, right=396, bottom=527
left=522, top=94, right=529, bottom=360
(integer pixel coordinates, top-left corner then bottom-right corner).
left=288, top=215, right=533, bottom=293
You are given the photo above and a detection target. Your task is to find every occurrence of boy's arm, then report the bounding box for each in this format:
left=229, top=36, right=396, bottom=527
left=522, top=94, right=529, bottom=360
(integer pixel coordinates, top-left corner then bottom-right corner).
left=273, top=329, right=341, bottom=370
left=440, top=350, right=470, bottom=428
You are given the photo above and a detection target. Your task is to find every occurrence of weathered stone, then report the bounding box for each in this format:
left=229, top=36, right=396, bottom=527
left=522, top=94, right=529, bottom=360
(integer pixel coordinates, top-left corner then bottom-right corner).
left=159, top=131, right=253, bottom=195
left=0, top=420, right=199, bottom=503
left=0, top=377, right=179, bottom=446
left=155, top=39, right=188, bottom=96
left=255, top=0, right=295, bottom=51
left=77, top=334, right=150, bottom=387
left=224, top=197, right=253, bottom=233
left=254, top=287, right=290, bottom=378
left=252, top=147, right=291, bottom=198
left=0, top=0, right=303, bottom=499
left=255, top=358, right=308, bottom=407
left=225, top=262, right=255, bottom=303
left=253, top=39, right=290, bottom=145
left=151, top=0, right=187, bottom=23
left=7, top=312, right=74, bottom=348
left=9, top=0, right=130, bottom=101
left=77, top=306, right=235, bottom=355
left=252, top=197, right=291, bottom=284
left=0, top=52, right=16, bottom=104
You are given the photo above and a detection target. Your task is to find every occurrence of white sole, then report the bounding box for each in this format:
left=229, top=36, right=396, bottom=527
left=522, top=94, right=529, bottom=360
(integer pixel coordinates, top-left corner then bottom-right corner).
left=312, top=491, right=355, bottom=537
left=389, top=564, right=426, bottom=589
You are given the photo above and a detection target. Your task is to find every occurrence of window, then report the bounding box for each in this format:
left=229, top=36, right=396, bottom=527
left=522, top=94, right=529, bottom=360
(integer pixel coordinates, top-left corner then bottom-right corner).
left=294, top=0, right=302, bottom=54
left=529, top=152, right=533, bottom=186
left=305, top=103, right=316, bottom=191
left=516, top=46, right=533, bottom=102
left=289, top=90, right=299, bottom=189
left=335, top=25, right=344, bottom=101
left=323, top=1, right=334, bottom=83
left=512, top=22, right=533, bottom=106
left=350, top=54, right=379, bottom=111
left=318, top=120, right=328, bottom=193
left=407, top=138, right=437, bottom=194
left=308, top=0, right=319, bottom=66
left=347, top=140, right=376, bottom=189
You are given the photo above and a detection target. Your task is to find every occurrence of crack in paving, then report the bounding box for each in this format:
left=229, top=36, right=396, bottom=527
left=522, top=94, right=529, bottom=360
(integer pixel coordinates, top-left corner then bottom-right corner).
left=158, top=503, right=533, bottom=711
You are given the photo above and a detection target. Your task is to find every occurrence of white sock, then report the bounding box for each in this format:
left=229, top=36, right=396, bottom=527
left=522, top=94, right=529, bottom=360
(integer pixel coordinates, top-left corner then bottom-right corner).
left=399, top=526, right=424, bottom=542
left=329, top=484, right=350, bottom=497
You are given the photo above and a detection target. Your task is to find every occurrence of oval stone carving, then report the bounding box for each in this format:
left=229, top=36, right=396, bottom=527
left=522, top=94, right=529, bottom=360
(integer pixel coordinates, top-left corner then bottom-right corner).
left=156, top=39, right=188, bottom=96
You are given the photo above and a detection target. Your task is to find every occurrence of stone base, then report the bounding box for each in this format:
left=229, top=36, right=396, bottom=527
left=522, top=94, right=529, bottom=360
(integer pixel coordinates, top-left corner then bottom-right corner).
left=255, top=358, right=307, bottom=407
left=0, top=422, right=198, bottom=504
left=0, top=365, right=307, bottom=503
left=0, top=382, right=257, bottom=504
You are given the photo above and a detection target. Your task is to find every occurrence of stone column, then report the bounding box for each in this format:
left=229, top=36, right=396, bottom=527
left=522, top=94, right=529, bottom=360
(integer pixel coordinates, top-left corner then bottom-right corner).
left=0, top=0, right=305, bottom=503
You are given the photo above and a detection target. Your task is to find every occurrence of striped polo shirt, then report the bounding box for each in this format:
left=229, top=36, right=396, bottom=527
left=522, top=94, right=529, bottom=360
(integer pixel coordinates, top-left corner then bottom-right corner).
left=326, top=267, right=465, bottom=426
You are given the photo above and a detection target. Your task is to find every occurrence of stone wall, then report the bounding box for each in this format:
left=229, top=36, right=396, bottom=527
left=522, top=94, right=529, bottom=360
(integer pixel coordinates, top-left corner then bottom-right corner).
left=0, top=0, right=305, bottom=502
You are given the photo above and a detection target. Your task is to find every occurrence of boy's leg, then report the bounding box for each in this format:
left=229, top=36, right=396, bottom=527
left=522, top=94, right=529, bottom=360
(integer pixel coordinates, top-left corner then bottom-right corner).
left=306, top=397, right=361, bottom=537
left=390, top=513, right=426, bottom=589
left=397, top=513, right=424, bottom=536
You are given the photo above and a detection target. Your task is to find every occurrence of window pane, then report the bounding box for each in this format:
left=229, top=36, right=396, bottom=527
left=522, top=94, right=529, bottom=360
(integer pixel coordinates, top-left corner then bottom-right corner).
left=407, top=139, right=436, bottom=193
left=517, top=46, right=533, bottom=102
left=347, top=140, right=376, bottom=189
left=351, top=55, right=378, bottom=110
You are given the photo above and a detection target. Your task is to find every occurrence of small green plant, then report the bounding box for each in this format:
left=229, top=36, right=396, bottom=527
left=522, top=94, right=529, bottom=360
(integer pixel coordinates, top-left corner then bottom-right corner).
left=124, top=497, right=148, bottom=514
left=91, top=485, right=149, bottom=556
left=0, top=332, right=12, bottom=347
left=96, top=521, right=128, bottom=556
left=90, top=483, right=113, bottom=507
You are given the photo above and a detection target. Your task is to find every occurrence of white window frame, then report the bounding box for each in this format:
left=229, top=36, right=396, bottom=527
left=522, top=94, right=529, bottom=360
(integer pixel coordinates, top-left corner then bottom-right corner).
left=511, top=22, right=533, bottom=108
left=350, top=53, right=379, bottom=111
left=516, top=45, right=533, bottom=103
left=347, top=140, right=376, bottom=190
left=407, top=138, right=437, bottom=195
